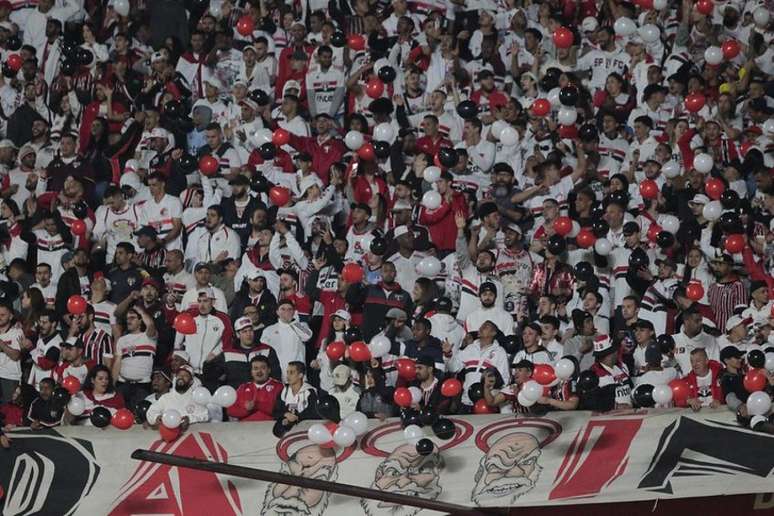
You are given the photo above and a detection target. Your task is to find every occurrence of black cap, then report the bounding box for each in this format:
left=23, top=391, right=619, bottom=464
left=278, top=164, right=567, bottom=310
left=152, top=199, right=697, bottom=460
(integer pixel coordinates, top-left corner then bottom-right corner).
left=479, top=281, right=497, bottom=295
left=229, top=175, right=250, bottom=186
left=749, top=280, right=768, bottom=293
left=352, top=202, right=372, bottom=216
left=622, top=221, right=640, bottom=236
left=644, top=344, right=662, bottom=366
left=634, top=319, right=655, bottom=331
left=435, top=297, right=453, bottom=313
left=135, top=226, right=158, bottom=239
left=512, top=359, right=534, bottom=370
left=712, top=253, right=734, bottom=264
left=296, top=152, right=312, bottom=162
left=416, top=355, right=435, bottom=368
left=720, top=345, right=744, bottom=362
left=655, top=256, right=676, bottom=268
left=478, top=69, right=494, bottom=79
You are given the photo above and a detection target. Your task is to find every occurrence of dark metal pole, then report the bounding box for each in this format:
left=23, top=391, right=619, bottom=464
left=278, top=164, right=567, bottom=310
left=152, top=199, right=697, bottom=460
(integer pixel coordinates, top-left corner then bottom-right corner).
left=131, top=449, right=505, bottom=516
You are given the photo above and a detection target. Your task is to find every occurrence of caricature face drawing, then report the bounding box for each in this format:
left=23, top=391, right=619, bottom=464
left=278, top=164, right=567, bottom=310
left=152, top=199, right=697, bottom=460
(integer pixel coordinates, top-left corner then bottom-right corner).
left=261, top=445, right=337, bottom=516
left=471, top=432, right=542, bottom=505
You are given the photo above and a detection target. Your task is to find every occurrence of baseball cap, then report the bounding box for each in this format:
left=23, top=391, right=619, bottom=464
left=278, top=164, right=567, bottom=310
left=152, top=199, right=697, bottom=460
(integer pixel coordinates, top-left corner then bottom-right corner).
left=725, top=315, right=747, bottom=333
left=150, top=127, right=171, bottom=140
left=655, top=256, right=676, bottom=268
left=634, top=319, right=655, bottom=331
left=712, top=253, right=734, bottom=264
left=177, top=364, right=195, bottom=377
left=194, top=262, right=212, bottom=272
left=152, top=367, right=172, bottom=383
left=332, top=309, right=351, bottom=322
left=592, top=335, right=616, bottom=357
left=479, top=281, right=497, bottom=295
left=135, top=226, right=158, bottom=239
left=142, top=277, right=161, bottom=290
left=0, top=139, right=16, bottom=150
left=332, top=364, right=351, bottom=386
left=171, top=350, right=190, bottom=363
left=504, top=222, right=523, bottom=235
left=689, top=194, right=710, bottom=205
left=749, top=280, right=768, bottom=294
left=234, top=316, right=253, bottom=332
left=394, top=225, right=410, bottom=238
left=720, top=345, right=744, bottom=361
left=416, top=355, right=435, bottom=368
left=197, top=287, right=216, bottom=299
left=622, top=221, right=640, bottom=236
left=435, top=297, right=453, bottom=312
left=513, top=359, right=534, bottom=370
left=385, top=308, right=408, bottom=320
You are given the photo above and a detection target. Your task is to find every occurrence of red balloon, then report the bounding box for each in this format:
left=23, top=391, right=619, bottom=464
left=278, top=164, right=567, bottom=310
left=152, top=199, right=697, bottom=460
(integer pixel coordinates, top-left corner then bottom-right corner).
left=647, top=223, right=662, bottom=243
left=721, top=39, right=740, bottom=59
left=531, top=98, right=551, bottom=117
left=640, top=179, right=659, bottom=200
left=349, top=341, right=371, bottom=362
left=553, top=216, right=573, bottom=237
left=532, top=364, right=557, bottom=385
left=326, top=341, right=346, bottom=361
left=576, top=228, right=596, bottom=249
left=696, top=0, right=713, bottom=14
left=473, top=398, right=497, bottom=414
left=739, top=141, right=754, bottom=157
left=272, top=128, right=290, bottom=146
left=268, top=186, right=290, bottom=207
left=685, top=282, right=704, bottom=301
left=198, top=155, right=219, bottom=176
left=441, top=378, right=462, bottom=397
left=70, top=220, right=87, bottom=236
left=62, top=376, right=81, bottom=395
left=347, top=33, right=365, bottom=51
left=6, top=53, right=22, bottom=71
left=744, top=369, right=767, bottom=393
left=393, top=387, right=413, bottom=408
left=558, top=124, right=578, bottom=139
left=365, top=79, right=384, bottom=99
left=159, top=424, right=181, bottom=442
left=669, top=379, right=690, bottom=407
left=67, top=294, right=87, bottom=315
left=396, top=358, right=416, bottom=380
left=685, top=93, right=706, bottom=113
left=705, top=178, right=725, bottom=200
left=552, top=26, right=574, bottom=49
left=111, top=408, right=134, bottom=430
left=639, top=0, right=654, bottom=8
left=236, top=15, right=255, bottom=36
left=357, top=142, right=375, bottom=161
left=173, top=313, right=197, bottom=335
left=341, top=262, right=364, bottom=283
left=724, top=234, right=745, bottom=254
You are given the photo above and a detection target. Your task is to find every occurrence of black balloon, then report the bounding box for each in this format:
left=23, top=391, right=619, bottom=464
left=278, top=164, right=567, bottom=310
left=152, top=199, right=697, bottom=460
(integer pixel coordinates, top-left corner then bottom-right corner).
left=546, top=235, right=566, bottom=255
left=719, top=212, right=742, bottom=234
left=656, top=231, right=675, bottom=249
left=1, top=63, right=14, bottom=78
left=250, top=89, right=270, bottom=106
left=251, top=174, right=269, bottom=193
left=574, top=261, right=594, bottom=281
left=468, top=382, right=484, bottom=403
left=316, top=395, right=341, bottom=423
left=331, top=31, right=346, bottom=48
left=577, top=370, right=599, bottom=393
left=90, top=407, right=112, bottom=428
left=135, top=399, right=152, bottom=423
left=77, top=47, right=94, bottom=66
left=60, top=59, right=77, bottom=76
left=179, top=153, right=198, bottom=173
left=591, top=219, right=609, bottom=238
left=165, top=99, right=183, bottom=118
left=559, top=86, right=579, bottom=106
left=377, top=65, right=397, bottom=83
left=456, top=100, right=478, bottom=120
left=52, top=387, right=71, bottom=409
left=419, top=407, right=438, bottom=426
left=608, top=190, right=629, bottom=208
left=415, top=438, right=435, bottom=456
left=259, top=142, right=277, bottom=160
left=370, top=237, right=387, bottom=255
left=628, top=248, right=649, bottom=269
left=6, top=36, right=21, bottom=51
left=720, top=189, right=739, bottom=209
left=432, top=418, right=455, bottom=440
left=437, top=147, right=458, bottom=168
left=748, top=349, right=766, bottom=369
left=61, top=39, right=79, bottom=58
left=344, top=327, right=362, bottom=344
left=401, top=408, right=422, bottom=428
left=373, top=140, right=391, bottom=159
left=72, top=201, right=88, bottom=219
left=656, top=334, right=675, bottom=353
left=632, top=384, right=655, bottom=408
left=579, top=124, right=598, bottom=141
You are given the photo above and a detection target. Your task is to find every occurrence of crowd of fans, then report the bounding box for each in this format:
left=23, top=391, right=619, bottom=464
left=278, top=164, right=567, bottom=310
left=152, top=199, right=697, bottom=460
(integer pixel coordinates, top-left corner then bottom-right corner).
left=0, top=0, right=773, bottom=446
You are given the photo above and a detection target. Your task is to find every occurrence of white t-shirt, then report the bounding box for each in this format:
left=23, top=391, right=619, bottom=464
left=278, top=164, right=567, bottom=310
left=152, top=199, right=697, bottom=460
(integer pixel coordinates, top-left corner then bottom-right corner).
left=93, top=203, right=143, bottom=262
left=116, top=332, right=157, bottom=383
left=0, top=326, right=24, bottom=381
left=695, top=370, right=714, bottom=407
left=141, top=194, right=183, bottom=251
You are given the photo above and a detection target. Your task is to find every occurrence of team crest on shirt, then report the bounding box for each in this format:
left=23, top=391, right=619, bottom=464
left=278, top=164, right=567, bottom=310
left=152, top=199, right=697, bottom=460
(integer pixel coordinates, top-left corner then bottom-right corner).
left=161, top=208, right=168, bottom=216
left=127, top=277, right=136, bottom=287
left=266, top=384, right=274, bottom=392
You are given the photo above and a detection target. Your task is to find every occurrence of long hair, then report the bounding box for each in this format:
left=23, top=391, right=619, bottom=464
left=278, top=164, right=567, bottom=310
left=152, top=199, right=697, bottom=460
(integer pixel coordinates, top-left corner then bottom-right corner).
left=83, top=364, right=116, bottom=393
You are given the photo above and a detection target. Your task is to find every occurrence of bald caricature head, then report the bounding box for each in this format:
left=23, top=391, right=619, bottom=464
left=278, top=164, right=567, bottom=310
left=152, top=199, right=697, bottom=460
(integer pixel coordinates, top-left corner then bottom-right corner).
left=360, top=444, right=444, bottom=516
left=261, top=445, right=337, bottom=516
left=471, top=433, right=542, bottom=505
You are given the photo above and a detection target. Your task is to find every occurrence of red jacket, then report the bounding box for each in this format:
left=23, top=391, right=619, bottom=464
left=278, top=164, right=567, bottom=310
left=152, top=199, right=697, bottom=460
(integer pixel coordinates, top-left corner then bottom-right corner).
left=227, top=378, right=282, bottom=421
left=248, top=147, right=295, bottom=174
left=415, top=135, right=452, bottom=157
left=288, top=133, right=346, bottom=185
left=684, top=360, right=724, bottom=404
left=418, top=191, right=468, bottom=251
left=163, top=306, right=235, bottom=352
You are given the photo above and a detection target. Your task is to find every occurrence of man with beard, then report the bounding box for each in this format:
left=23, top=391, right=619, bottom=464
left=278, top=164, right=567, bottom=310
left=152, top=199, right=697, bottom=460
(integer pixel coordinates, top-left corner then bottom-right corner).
left=495, top=222, right=533, bottom=321
left=228, top=354, right=282, bottom=421
left=471, top=432, right=542, bottom=505
left=361, top=444, right=444, bottom=516
left=223, top=317, right=281, bottom=387
left=707, top=254, right=747, bottom=333
left=188, top=205, right=241, bottom=270
left=261, top=445, right=337, bottom=516
left=146, top=365, right=209, bottom=429
left=93, top=185, right=142, bottom=265
left=465, top=282, right=515, bottom=337
left=112, top=305, right=157, bottom=410
left=106, top=242, right=144, bottom=305
left=347, top=261, right=413, bottom=341
left=229, top=269, right=278, bottom=329
left=163, top=250, right=196, bottom=311
left=117, top=278, right=174, bottom=366
left=455, top=212, right=504, bottom=323
left=221, top=175, right=263, bottom=244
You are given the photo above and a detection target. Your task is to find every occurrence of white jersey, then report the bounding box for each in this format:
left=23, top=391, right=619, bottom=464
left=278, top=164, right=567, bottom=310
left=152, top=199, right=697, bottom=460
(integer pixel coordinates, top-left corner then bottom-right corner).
left=164, top=269, right=196, bottom=310
left=30, top=282, right=56, bottom=307
left=306, top=66, right=346, bottom=117
left=141, top=194, right=183, bottom=251
left=115, top=332, right=156, bottom=383
left=91, top=300, right=117, bottom=336
left=673, top=331, right=720, bottom=377
left=345, top=226, right=374, bottom=262
left=33, top=229, right=68, bottom=280
left=577, top=48, right=630, bottom=92
left=0, top=326, right=23, bottom=381
left=187, top=225, right=242, bottom=269
left=28, top=333, right=62, bottom=390
left=93, top=203, right=143, bottom=263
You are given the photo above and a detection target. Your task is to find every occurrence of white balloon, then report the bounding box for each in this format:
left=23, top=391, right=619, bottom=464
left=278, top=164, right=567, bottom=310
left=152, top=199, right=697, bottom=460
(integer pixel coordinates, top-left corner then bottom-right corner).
left=521, top=380, right=543, bottom=402
left=373, top=123, right=395, bottom=142
left=554, top=358, right=575, bottom=381
left=345, top=130, right=364, bottom=151
left=255, top=128, right=273, bottom=145
left=333, top=424, right=357, bottom=447
left=547, top=87, right=561, bottom=107
left=766, top=352, right=774, bottom=373
left=594, top=237, right=612, bottom=256
left=162, top=409, right=182, bottom=429
left=639, top=24, right=660, bottom=43
left=569, top=220, right=581, bottom=238
left=702, top=200, right=723, bottom=221
left=213, top=385, right=237, bottom=408
left=652, top=384, right=673, bottom=405
left=416, top=256, right=442, bottom=277
left=693, top=153, right=714, bottom=173
left=753, top=7, right=770, bottom=27
left=403, top=424, right=424, bottom=445
left=369, top=335, right=391, bottom=359
left=423, top=166, right=441, bottom=183
left=653, top=0, right=668, bottom=10
left=662, top=160, right=681, bottom=178
left=659, top=215, right=680, bottom=234
left=113, top=0, right=130, bottom=16
left=67, top=396, right=85, bottom=416
left=308, top=423, right=332, bottom=444
left=342, top=411, right=369, bottom=436
left=614, top=17, right=636, bottom=36
left=500, top=126, right=519, bottom=146
left=517, top=390, right=536, bottom=407
left=421, top=190, right=442, bottom=210
left=763, top=118, right=774, bottom=136
left=746, top=391, right=772, bottom=416
left=209, top=3, right=222, bottom=18
left=192, top=386, right=212, bottom=406
left=557, top=107, right=578, bottom=125
left=408, top=386, right=422, bottom=405
left=491, top=120, right=507, bottom=140
left=704, top=46, right=723, bottom=65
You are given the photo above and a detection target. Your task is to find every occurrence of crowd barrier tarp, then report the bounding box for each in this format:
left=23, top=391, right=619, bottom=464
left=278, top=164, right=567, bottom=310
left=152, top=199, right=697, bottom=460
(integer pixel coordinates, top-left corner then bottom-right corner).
left=2, top=408, right=774, bottom=516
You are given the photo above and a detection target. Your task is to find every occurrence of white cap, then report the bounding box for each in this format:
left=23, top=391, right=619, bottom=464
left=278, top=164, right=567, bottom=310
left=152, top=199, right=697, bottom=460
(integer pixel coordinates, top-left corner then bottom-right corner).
left=172, top=350, right=190, bottom=363
left=0, top=139, right=16, bottom=150
left=234, top=317, right=253, bottom=332
left=298, top=174, right=323, bottom=195
left=283, top=80, right=301, bottom=96
left=204, top=76, right=223, bottom=91
left=150, top=127, right=171, bottom=140
left=332, top=364, right=351, bottom=386
left=119, top=171, right=143, bottom=192
left=689, top=194, right=710, bottom=205
left=197, top=287, right=215, bottom=299
left=332, top=309, right=351, bottom=322
left=582, top=17, right=598, bottom=32
left=394, top=225, right=410, bottom=238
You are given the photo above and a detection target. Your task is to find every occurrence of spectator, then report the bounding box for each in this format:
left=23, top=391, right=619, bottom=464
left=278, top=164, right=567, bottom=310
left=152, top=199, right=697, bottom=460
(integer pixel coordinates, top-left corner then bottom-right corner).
left=112, top=305, right=157, bottom=411
left=76, top=365, right=126, bottom=422
left=27, top=378, right=62, bottom=429
left=684, top=348, right=724, bottom=412
left=260, top=300, right=312, bottom=383
left=329, top=364, right=360, bottom=419
left=227, top=356, right=282, bottom=422
left=146, top=365, right=209, bottom=429
left=273, top=361, right=318, bottom=437
left=223, top=317, right=281, bottom=388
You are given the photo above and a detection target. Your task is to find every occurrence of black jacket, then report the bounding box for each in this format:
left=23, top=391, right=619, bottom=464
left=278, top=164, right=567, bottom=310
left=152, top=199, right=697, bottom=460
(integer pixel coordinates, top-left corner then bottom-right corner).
left=222, top=196, right=265, bottom=246
left=55, top=268, right=93, bottom=316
